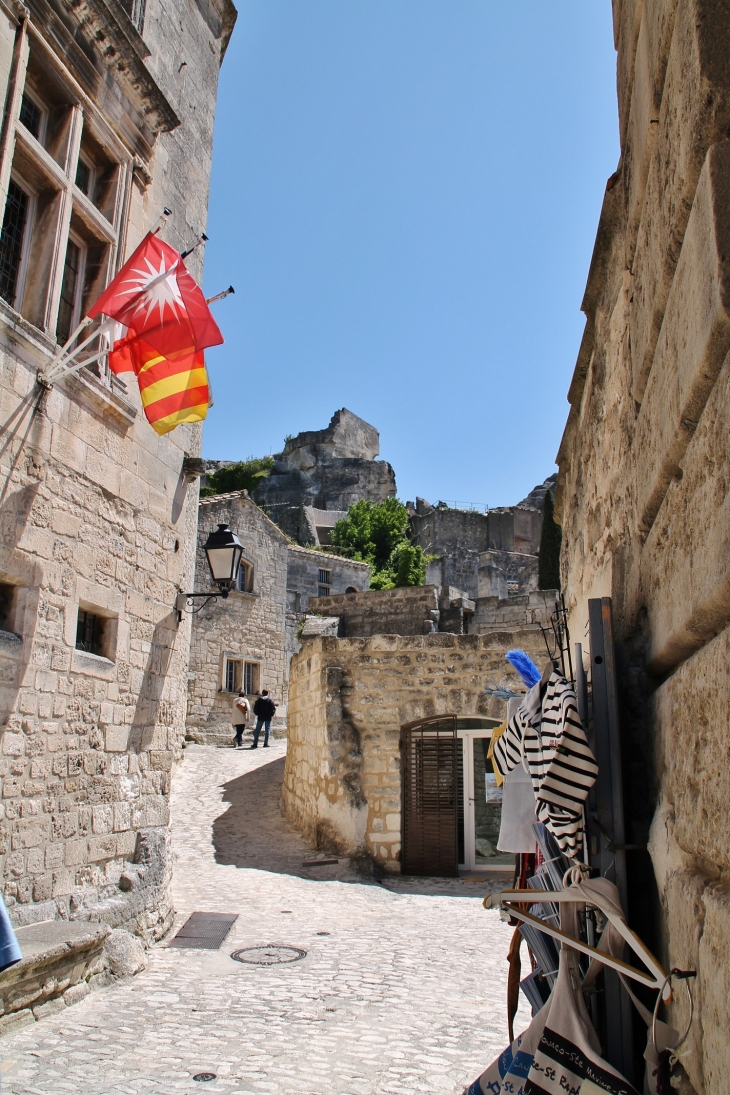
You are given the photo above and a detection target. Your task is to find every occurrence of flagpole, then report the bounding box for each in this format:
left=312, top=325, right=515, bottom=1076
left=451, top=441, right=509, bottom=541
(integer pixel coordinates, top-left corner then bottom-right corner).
left=205, top=286, right=234, bottom=305
left=40, top=254, right=183, bottom=386
left=43, top=318, right=118, bottom=384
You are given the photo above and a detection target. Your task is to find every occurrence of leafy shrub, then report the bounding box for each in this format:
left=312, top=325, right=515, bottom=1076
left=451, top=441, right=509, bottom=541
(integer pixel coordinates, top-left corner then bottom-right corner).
left=202, top=456, right=274, bottom=498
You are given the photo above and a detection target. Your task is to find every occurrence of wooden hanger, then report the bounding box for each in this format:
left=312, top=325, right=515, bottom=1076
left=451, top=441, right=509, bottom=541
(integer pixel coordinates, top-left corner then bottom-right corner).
left=485, top=887, right=672, bottom=1001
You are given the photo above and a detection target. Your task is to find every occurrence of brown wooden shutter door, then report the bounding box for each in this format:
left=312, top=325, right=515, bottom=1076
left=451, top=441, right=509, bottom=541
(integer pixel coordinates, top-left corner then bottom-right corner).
left=401, top=716, right=458, bottom=877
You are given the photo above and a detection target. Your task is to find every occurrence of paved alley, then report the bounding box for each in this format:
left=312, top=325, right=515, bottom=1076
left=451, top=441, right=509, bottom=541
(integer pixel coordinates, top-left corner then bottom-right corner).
left=2, top=742, right=528, bottom=1095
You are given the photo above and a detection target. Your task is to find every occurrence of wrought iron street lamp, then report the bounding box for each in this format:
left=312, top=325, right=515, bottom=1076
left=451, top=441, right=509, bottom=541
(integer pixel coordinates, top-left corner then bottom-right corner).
left=175, top=523, right=243, bottom=624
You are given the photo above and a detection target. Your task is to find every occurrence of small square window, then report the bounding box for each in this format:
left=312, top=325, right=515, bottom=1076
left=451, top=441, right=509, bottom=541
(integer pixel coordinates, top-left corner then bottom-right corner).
left=76, top=609, right=106, bottom=657
left=0, top=583, right=17, bottom=634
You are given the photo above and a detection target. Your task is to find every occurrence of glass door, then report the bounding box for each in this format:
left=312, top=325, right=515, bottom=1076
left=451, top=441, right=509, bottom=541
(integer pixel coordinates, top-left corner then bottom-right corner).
left=457, top=721, right=514, bottom=872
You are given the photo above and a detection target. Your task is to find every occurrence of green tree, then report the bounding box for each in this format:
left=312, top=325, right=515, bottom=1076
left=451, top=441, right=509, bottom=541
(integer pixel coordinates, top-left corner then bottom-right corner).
left=330, top=498, right=421, bottom=588
left=199, top=456, right=274, bottom=498
left=538, top=488, right=562, bottom=590
left=391, top=543, right=429, bottom=588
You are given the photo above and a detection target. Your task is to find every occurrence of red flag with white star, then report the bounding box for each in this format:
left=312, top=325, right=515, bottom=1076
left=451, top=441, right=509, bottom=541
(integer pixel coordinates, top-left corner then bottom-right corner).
left=88, top=232, right=223, bottom=358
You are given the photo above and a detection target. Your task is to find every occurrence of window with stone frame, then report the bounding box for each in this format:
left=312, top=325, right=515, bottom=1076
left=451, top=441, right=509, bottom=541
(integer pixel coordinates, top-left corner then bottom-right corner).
left=236, top=560, right=253, bottom=593
left=75, top=608, right=106, bottom=657
left=0, top=42, right=134, bottom=386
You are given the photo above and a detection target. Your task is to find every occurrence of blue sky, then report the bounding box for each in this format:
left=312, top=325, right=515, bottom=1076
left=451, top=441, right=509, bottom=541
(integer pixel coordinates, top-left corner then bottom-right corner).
left=202, top=2, right=619, bottom=508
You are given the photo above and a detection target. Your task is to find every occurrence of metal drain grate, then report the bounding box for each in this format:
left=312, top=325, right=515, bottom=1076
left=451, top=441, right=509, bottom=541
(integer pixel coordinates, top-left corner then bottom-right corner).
left=230, top=944, right=306, bottom=965
left=169, top=912, right=238, bottom=950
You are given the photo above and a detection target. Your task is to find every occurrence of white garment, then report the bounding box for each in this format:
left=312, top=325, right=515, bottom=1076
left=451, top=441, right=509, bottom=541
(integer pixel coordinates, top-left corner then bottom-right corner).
left=497, top=763, right=537, bottom=853
left=497, top=696, right=536, bottom=853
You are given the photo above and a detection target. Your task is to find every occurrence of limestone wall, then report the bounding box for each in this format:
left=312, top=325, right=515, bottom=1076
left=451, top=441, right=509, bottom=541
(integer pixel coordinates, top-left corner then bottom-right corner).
left=0, top=0, right=234, bottom=936
left=410, top=505, right=543, bottom=600
left=186, top=493, right=289, bottom=738
left=557, top=3, right=730, bottom=1089
left=282, top=630, right=548, bottom=872
left=307, top=586, right=441, bottom=638
left=286, top=546, right=370, bottom=614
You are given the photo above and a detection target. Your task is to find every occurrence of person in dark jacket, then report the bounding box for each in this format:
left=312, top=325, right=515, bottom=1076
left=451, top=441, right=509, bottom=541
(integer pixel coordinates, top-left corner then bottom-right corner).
left=251, top=690, right=276, bottom=748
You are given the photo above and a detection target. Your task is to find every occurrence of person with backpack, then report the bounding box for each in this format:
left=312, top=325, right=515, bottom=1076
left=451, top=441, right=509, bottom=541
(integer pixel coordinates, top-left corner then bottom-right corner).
left=251, top=690, right=276, bottom=748
left=232, top=689, right=250, bottom=748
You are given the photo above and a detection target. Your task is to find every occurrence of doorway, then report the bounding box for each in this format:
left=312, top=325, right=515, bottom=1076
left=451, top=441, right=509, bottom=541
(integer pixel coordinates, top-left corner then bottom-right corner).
left=401, top=715, right=514, bottom=876
left=456, top=719, right=513, bottom=872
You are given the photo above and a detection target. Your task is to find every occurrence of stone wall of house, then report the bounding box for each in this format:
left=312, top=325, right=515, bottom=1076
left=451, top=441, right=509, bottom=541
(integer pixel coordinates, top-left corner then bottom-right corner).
left=186, top=493, right=290, bottom=740
left=0, top=0, right=234, bottom=937
left=186, top=494, right=370, bottom=743
left=286, top=546, right=370, bottom=615
left=282, top=629, right=548, bottom=873
left=555, top=3, right=730, bottom=1090
left=410, top=500, right=544, bottom=600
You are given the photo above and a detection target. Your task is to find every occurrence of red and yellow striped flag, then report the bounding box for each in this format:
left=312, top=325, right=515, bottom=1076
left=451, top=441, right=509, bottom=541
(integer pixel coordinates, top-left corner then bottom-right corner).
left=110, top=335, right=211, bottom=435
left=88, top=232, right=223, bottom=435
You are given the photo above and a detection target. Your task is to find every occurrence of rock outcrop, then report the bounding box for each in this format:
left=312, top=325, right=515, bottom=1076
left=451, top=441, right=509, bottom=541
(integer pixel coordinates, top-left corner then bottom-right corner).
left=253, top=409, right=396, bottom=544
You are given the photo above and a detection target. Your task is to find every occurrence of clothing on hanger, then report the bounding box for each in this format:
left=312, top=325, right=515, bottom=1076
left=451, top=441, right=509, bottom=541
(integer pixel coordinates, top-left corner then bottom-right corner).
left=487, top=720, right=507, bottom=787
left=492, top=671, right=598, bottom=858
left=497, top=764, right=537, bottom=854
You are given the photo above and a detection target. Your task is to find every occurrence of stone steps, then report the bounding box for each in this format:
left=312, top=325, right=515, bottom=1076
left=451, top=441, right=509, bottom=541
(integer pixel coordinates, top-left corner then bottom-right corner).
left=0, top=920, right=110, bottom=1034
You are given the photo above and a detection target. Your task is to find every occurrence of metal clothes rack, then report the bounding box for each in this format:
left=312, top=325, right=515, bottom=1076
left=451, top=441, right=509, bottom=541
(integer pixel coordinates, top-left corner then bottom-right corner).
left=578, top=597, right=633, bottom=1081
left=523, top=596, right=635, bottom=1082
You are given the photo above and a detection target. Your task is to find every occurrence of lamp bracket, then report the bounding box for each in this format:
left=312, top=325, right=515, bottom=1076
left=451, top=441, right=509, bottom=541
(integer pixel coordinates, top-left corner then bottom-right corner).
left=175, top=589, right=229, bottom=626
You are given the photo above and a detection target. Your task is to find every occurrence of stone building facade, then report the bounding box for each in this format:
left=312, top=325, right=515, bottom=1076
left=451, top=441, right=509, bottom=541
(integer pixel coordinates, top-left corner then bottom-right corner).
left=0, top=0, right=234, bottom=941
left=411, top=476, right=556, bottom=603
left=555, top=2, right=730, bottom=1091
left=306, top=585, right=476, bottom=638
left=185, top=490, right=369, bottom=743
left=282, top=628, right=549, bottom=874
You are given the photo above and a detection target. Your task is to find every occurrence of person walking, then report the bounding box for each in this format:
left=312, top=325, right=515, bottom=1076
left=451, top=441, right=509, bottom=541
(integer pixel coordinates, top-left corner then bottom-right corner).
left=251, top=689, right=276, bottom=748
left=232, top=689, right=251, bottom=747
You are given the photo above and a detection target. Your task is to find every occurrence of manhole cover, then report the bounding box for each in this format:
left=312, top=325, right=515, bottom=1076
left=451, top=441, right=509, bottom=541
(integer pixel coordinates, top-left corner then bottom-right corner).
left=231, top=944, right=307, bottom=965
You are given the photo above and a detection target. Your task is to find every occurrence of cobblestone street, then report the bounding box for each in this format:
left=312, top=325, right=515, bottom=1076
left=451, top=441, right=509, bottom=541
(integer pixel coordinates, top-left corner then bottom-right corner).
left=2, top=742, right=527, bottom=1095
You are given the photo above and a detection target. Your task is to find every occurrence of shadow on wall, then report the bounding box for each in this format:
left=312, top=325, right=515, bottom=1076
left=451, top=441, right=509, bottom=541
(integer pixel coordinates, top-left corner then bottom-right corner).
left=129, top=610, right=180, bottom=753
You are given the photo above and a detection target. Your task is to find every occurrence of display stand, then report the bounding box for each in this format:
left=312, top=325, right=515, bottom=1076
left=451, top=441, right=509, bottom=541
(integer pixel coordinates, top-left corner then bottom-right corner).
left=580, top=597, right=633, bottom=1083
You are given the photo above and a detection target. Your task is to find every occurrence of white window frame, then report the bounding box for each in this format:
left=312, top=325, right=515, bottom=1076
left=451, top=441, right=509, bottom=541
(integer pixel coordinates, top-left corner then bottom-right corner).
left=0, top=31, right=135, bottom=362
left=224, top=656, right=242, bottom=694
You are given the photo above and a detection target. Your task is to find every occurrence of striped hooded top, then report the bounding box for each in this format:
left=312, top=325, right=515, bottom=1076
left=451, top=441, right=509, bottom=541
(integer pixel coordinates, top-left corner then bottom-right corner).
left=492, top=671, right=598, bottom=858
